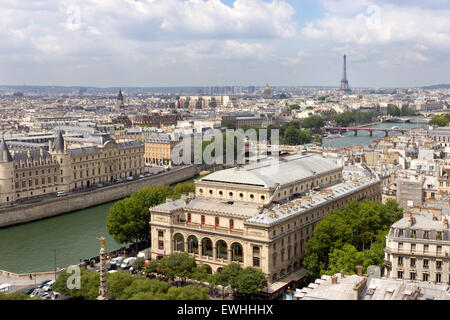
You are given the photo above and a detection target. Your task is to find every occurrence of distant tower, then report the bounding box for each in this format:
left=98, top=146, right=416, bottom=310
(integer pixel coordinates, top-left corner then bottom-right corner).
left=116, top=90, right=124, bottom=111
left=339, top=55, right=351, bottom=94
left=0, top=134, right=15, bottom=204
left=97, top=237, right=108, bottom=300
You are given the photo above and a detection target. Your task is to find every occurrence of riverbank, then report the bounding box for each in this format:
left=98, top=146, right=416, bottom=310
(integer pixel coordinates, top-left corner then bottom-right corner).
left=0, top=165, right=199, bottom=228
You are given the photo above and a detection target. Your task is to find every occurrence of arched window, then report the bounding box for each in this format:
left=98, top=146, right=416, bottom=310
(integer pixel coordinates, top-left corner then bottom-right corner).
left=201, top=215, right=205, bottom=225
left=201, top=238, right=213, bottom=256
left=173, top=234, right=184, bottom=252
left=216, top=240, right=228, bottom=259
left=187, top=235, right=199, bottom=254
left=231, top=242, right=243, bottom=263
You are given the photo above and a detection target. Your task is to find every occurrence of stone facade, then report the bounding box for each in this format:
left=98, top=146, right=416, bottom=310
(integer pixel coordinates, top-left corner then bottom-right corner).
left=150, top=153, right=382, bottom=283
left=0, top=132, right=144, bottom=205
left=384, top=215, right=450, bottom=284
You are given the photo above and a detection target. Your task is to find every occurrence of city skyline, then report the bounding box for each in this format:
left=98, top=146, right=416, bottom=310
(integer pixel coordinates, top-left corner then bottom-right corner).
left=1, top=0, right=450, bottom=88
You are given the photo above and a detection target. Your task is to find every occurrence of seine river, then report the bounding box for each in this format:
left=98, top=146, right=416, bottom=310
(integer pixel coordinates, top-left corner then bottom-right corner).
left=0, top=120, right=429, bottom=273
left=0, top=202, right=122, bottom=274
left=322, top=119, right=428, bottom=148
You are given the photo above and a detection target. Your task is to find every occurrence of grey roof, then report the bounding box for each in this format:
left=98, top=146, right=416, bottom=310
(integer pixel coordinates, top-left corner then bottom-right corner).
left=200, top=153, right=341, bottom=188
left=0, top=136, right=13, bottom=162
left=13, top=149, right=52, bottom=161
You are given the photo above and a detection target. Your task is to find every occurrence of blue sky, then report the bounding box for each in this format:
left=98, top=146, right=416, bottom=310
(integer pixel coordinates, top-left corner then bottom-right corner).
left=1, top=0, right=449, bottom=88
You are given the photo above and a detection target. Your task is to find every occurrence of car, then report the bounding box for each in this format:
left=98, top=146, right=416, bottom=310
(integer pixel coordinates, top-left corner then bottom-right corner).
left=106, top=263, right=117, bottom=271
left=96, top=184, right=104, bottom=188
left=115, top=178, right=123, bottom=183
left=24, top=287, right=35, bottom=295
left=108, top=270, right=118, bottom=274
left=110, top=257, right=123, bottom=267
left=120, top=257, right=136, bottom=269
left=56, top=191, right=67, bottom=197
left=30, top=288, right=45, bottom=298
left=52, top=292, right=60, bottom=300
left=144, top=173, right=151, bottom=177
left=37, top=279, right=52, bottom=289
left=43, top=280, right=55, bottom=292
left=41, top=292, right=50, bottom=300
left=126, top=176, right=134, bottom=181
left=138, top=174, right=145, bottom=179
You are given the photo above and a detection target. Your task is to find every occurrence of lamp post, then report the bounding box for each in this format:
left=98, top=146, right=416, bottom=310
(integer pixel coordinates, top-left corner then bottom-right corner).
left=54, top=249, right=57, bottom=280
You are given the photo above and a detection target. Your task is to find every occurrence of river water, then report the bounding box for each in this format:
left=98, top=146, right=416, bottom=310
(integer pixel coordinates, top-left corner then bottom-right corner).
left=0, top=122, right=429, bottom=274
left=322, top=119, right=428, bottom=148
left=0, top=202, right=122, bottom=274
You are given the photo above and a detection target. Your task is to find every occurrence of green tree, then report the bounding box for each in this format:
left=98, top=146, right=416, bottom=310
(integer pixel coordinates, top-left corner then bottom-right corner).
left=165, top=285, right=210, bottom=300
left=386, top=104, right=401, bottom=117
left=304, top=200, right=403, bottom=278
left=314, top=134, right=323, bottom=144
left=211, top=263, right=242, bottom=291
left=0, top=291, right=40, bottom=300
left=302, top=115, right=324, bottom=132
left=429, top=115, right=449, bottom=127
left=159, top=252, right=197, bottom=282
left=191, top=264, right=213, bottom=283
left=231, top=267, right=267, bottom=296
left=133, top=257, right=146, bottom=271
left=106, top=270, right=135, bottom=300
left=289, top=104, right=300, bottom=110
left=53, top=268, right=99, bottom=300
left=120, top=278, right=169, bottom=300
left=326, top=244, right=364, bottom=275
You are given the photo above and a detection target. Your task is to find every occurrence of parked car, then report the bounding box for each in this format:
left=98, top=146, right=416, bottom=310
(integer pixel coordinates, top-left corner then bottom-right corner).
left=24, top=287, right=35, bottom=295
left=56, top=191, right=67, bottom=197
left=138, top=174, right=145, bottom=179
left=106, top=263, right=117, bottom=271
left=144, top=173, right=151, bottom=177
left=120, top=257, right=136, bottom=269
left=115, top=178, right=123, bottom=183
left=43, top=280, right=55, bottom=292
left=30, top=288, right=45, bottom=298
left=110, top=257, right=123, bottom=267
left=37, top=280, right=52, bottom=289
left=96, top=184, right=104, bottom=188
left=126, top=176, right=134, bottom=181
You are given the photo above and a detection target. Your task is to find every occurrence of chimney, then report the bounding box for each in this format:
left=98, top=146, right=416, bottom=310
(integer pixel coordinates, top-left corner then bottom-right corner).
left=444, top=219, right=449, bottom=229
left=331, top=275, right=338, bottom=284
left=340, top=269, right=345, bottom=278
left=410, top=216, right=416, bottom=225
left=357, top=265, right=363, bottom=277
left=166, top=197, right=173, bottom=203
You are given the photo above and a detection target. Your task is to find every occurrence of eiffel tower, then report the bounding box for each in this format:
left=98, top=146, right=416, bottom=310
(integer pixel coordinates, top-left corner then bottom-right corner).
left=339, top=54, right=352, bottom=94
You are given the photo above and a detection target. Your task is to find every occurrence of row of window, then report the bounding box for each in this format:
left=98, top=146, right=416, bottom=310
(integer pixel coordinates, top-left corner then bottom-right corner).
left=397, top=242, right=444, bottom=253
left=397, top=271, right=446, bottom=283
left=15, top=167, right=57, bottom=178
left=397, top=256, right=445, bottom=269
left=198, top=188, right=266, bottom=201
left=187, top=213, right=235, bottom=230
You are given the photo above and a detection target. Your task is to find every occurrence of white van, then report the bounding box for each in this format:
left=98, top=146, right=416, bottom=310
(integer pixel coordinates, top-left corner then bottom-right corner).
left=0, top=283, right=13, bottom=293
left=120, top=257, right=136, bottom=269
left=110, top=257, right=123, bottom=267
left=56, top=191, right=67, bottom=197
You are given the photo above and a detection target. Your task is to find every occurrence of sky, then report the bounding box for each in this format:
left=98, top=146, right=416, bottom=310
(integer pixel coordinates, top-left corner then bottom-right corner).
left=1, top=0, right=450, bottom=88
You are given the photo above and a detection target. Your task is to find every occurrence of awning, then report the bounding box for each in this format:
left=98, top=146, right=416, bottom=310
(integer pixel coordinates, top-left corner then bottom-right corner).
left=260, top=268, right=307, bottom=296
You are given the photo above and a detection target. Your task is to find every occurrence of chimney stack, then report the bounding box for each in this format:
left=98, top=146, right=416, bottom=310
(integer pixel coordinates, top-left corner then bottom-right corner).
left=357, top=265, right=363, bottom=277
left=340, top=269, right=345, bottom=278
left=331, top=275, right=338, bottom=284
left=444, top=219, right=449, bottom=229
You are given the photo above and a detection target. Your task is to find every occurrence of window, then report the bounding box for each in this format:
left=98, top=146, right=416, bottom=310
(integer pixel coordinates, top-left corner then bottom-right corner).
left=423, top=231, right=430, bottom=239
left=436, top=260, right=442, bottom=269
left=215, top=217, right=219, bottom=227
left=410, top=230, right=416, bottom=238
left=411, top=244, right=416, bottom=252
left=398, top=229, right=404, bottom=237
left=229, top=219, right=234, bottom=230
left=436, top=232, right=443, bottom=240
left=397, top=271, right=403, bottom=279
left=437, top=246, right=442, bottom=254
left=158, top=231, right=164, bottom=237
left=424, top=245, right=429, bottom=253
left=229, top=192, right=233, bottom=197
left=201, top=215, right=205, bottom=225
left=436, top=273, right=441, bottom=283
left=239, top=193, right=244, bottom=198
left=158, top=240, right=164, bottom=250
left=423, top=273, right=429, bottom=281
left=410, top=258, right=416, bottom=268
left=397, top=256, right=403, bottom=266
left=410, top=272, right=416, bottom=280
left=423, top=259, right=429, bottom=268
left=253, top=257, right=260, bottom=267
left=187, top=213, right=191, bottom=223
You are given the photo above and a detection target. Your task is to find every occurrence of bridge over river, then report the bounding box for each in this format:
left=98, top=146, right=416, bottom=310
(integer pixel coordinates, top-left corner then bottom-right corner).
left=324, top=126, right=411, bottom=137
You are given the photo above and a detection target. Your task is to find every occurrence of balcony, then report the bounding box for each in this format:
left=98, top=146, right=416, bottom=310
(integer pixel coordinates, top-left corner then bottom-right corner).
left=385, top=247, right=448, bottom=258
left=383, top=259, right=392, bottom=268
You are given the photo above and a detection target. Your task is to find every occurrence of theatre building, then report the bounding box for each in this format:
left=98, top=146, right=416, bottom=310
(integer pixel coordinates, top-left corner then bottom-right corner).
left=149, top=153, right=382, bottom=295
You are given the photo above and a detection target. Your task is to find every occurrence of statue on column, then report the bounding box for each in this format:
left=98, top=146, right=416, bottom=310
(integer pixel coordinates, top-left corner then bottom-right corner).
left=97, top=237, right=109, bottom=300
